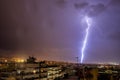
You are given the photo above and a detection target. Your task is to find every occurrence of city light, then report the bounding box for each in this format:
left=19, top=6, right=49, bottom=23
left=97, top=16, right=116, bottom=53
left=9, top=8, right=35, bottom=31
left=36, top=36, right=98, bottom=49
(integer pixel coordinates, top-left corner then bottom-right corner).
left=33, top=70, right=37, bottom=74
left=16, top=59, right=25, bottom=63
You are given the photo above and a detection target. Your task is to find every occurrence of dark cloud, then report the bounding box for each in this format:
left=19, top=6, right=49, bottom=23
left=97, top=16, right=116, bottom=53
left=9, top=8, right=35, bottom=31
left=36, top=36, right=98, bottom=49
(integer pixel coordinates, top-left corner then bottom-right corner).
left=87, top=3, right=106, bottom=16
left=109, top=0, right=120, bottom=6
left=74, top=2, right=88, bottom=9
left=0, top=0, right=120, bottom=63
left=0, top=0, right=45, bottom=51
left=74, top=2, right=106, bottom=17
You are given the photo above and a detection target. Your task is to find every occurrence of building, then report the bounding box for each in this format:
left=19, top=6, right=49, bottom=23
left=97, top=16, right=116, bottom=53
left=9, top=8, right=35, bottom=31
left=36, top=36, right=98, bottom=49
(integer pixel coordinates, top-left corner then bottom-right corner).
left=0, top=59, right=66, bottom=80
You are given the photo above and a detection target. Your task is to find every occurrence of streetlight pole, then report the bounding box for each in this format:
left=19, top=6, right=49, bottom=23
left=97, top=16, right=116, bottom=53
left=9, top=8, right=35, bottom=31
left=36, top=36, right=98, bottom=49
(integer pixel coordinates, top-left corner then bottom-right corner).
left=75, top=57, right=79, bottom=63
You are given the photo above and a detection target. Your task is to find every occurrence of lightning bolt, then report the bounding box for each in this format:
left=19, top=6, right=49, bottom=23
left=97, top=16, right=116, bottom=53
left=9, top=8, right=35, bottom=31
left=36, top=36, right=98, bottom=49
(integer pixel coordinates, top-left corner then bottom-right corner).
left=81, top=16, right=91, bottom=63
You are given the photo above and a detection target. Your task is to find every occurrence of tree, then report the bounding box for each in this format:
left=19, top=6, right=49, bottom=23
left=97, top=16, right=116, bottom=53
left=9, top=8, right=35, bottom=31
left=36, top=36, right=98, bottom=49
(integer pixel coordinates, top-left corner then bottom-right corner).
left=27, top=56, right=36, bottom=63
left=85, top=68, right=93, bottom=80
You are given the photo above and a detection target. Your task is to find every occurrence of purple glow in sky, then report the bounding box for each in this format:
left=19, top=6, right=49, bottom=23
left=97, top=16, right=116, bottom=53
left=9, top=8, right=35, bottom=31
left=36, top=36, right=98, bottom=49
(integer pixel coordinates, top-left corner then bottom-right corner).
left=0, top=0, right=120, bottom=63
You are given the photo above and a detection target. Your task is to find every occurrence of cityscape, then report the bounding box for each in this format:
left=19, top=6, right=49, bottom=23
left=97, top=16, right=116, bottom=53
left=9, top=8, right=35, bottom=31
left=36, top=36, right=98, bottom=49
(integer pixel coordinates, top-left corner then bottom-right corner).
left=0, top=0, right=120, bottom=80
left=0, top=56, right=120, bottom=80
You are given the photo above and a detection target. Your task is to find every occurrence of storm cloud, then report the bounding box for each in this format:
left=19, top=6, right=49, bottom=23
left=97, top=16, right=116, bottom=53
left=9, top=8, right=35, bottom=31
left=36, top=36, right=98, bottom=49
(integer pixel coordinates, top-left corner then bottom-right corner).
left=74, top=2, right=106, bottom=17
left=0, top=0, right=120, bottom=63
left=74, top=2, right=88, bottom=9
left=109, top=0, right=120, bottom=6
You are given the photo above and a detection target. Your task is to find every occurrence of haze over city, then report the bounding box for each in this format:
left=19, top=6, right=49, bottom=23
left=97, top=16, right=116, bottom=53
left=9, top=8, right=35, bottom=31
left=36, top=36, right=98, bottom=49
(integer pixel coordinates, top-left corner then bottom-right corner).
left=0, top=0, right=120, bottom=63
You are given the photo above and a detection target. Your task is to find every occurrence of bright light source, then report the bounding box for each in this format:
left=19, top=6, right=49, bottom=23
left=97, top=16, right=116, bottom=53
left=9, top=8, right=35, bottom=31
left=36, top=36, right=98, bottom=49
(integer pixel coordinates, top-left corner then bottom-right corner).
left=20, top=59, right=24, bottom=62
left=33, top=70, right=36, bottom=74
left=5, top=60, right=7, bottom=62
left=81, top=16, right=92, bottom=63
left=16, top=59, right=25, bottom=63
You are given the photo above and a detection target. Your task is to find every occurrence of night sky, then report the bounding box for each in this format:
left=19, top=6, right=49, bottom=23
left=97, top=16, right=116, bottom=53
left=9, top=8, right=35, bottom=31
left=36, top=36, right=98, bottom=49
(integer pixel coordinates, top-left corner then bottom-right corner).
left=0, top=0, right=120, bottom=63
